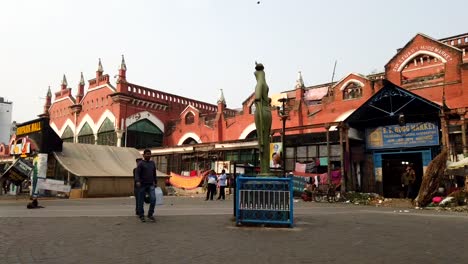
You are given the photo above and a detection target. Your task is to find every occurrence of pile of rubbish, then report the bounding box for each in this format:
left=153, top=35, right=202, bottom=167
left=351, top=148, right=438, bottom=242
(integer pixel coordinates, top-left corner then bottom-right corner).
left=426, top=190, right=468, bottom=210
left=340, top=192, right=383, bottom=205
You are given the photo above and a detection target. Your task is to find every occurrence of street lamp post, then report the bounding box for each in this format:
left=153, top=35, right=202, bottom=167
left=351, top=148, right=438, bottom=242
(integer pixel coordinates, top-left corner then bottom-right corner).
left=277, top=97, right=289, bottom=176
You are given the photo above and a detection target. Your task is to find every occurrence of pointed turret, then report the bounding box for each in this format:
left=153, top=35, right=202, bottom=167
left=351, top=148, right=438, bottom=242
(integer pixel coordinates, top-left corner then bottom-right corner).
left=295, top=71, right=306, bottom=102
left=80, top=71, right=85, bottom=85
left=217, top=89, right=226, bottom=105
left=117, top=55, right=127, bottom=83
left=76, top=72, right=85, bottom=103
left=42, top=86, right=52, bottom=117
left=295, top=71, right=305, bottom=89
left=96, top=58, right=104, bottom=78
left=217, top=89, right=226, bottom=112
left=120, top=54, right=127, bottom=71
left=61, top=74, right=68, bottom=90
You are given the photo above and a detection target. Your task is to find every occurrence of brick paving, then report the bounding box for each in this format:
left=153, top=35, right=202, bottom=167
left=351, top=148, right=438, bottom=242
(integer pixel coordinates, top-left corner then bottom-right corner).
left=1, top=196, right=468, bottom=264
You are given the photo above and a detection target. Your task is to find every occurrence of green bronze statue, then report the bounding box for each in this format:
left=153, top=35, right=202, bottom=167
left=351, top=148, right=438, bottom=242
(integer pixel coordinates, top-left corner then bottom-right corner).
left=254, top=62, right=272, bottom=175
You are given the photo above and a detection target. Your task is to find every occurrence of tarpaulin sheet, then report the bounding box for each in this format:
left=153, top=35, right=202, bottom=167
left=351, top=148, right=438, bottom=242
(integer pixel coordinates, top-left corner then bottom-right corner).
left=53, top=143, right=167, bottom=177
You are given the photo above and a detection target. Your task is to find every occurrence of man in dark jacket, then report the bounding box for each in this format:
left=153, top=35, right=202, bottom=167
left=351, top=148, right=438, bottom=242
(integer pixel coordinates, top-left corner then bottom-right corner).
left=133, top=158, right=143, bottom=215
left=135, top=149, right=157, bottom=222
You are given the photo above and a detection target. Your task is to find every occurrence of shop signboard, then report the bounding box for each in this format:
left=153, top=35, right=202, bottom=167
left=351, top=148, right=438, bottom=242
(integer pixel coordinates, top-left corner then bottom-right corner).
left=9, top=117, right=62, bottom=156
left=366, top=122, right=439, bottom=150
left=1, top=158, right=34, bottom=185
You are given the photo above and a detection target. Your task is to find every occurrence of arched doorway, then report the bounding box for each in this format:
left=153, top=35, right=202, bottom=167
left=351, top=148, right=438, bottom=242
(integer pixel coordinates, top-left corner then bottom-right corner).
left=125, top=119, right=163, bottom=149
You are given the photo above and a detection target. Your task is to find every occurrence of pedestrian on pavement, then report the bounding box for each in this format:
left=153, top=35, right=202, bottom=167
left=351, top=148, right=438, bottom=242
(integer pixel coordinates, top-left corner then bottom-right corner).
left=133, top=158, right=143, bottom=215
left=205, top=170, right=217, bottom=201
left=401, top=164, right=416, bottom=199
left=135, top=149, right=157, bottom=222
left=217, top=169, right=227, bottom=200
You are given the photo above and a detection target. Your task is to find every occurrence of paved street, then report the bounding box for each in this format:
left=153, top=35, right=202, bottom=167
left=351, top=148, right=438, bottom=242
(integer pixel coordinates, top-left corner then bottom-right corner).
left=1, top=196, right=468, bottom=264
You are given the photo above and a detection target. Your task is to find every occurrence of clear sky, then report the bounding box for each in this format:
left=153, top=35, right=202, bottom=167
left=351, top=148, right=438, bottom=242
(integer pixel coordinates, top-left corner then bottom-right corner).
left=1, top=0, right=466, bottom=123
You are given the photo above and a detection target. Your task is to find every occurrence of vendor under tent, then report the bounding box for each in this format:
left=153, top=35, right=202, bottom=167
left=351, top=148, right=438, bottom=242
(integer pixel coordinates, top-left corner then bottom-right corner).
left=446, top=157, right=468, bottom=192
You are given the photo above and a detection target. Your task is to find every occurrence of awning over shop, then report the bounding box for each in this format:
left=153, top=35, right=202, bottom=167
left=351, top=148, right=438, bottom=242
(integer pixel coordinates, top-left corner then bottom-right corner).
left=54, top=143, right=167, bottom=177
left=344, top=80, right=441, bottom=128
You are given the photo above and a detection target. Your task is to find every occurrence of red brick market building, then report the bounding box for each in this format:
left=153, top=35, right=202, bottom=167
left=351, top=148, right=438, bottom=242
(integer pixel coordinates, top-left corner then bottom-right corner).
left=36, top=32, right=468, bottom=197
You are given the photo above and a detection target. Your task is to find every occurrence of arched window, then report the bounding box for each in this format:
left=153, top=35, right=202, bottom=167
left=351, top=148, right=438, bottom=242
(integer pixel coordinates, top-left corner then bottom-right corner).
left=61, top=126, right=74, bottom=143
left=245, top=130, right=257, bottom=139
left=185, top=112, right=195, bottom=125
left=343, top=83, right=362, bottom=100
left=182, top=137, right=198, bottom=145
left=125, top=119, right=163, bottom=149
left=97, top=118, right=116, bottom=146
left=78, top=123, right=94, bottom=144
left=400, top=53, right=445, bottom=87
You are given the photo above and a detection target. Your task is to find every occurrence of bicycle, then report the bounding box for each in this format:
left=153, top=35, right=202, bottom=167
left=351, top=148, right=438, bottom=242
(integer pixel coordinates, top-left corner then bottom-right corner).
left=312, top=183, right=344, bottom=203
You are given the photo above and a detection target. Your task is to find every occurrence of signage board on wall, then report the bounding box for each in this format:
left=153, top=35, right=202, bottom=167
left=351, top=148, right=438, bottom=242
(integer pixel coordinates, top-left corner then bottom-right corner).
left=9, top=117, right=62, bottom=156
left=215, top=161, right=231, bottom=174
left=1, top=158, right=34, bottom=185
left=270, top=142, right=282, bottom=168
left=366, top=122, right=439, bottom=149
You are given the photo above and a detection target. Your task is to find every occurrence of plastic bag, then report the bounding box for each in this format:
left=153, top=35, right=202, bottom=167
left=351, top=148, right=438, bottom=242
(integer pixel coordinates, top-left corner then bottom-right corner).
left=155, top=187, right=164, bottom=205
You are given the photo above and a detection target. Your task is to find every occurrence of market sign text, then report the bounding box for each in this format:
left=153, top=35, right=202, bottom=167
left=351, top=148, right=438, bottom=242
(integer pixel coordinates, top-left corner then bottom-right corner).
left=366, top=122, right=439, bottom=149
left=392, top=45, right=453, bottom=72
left=16, top=121, right=42, bottom=136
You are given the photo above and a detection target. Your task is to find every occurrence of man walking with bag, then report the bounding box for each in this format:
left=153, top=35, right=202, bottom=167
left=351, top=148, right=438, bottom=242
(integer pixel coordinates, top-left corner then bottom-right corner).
left=135, top=149, right=157, bottom=222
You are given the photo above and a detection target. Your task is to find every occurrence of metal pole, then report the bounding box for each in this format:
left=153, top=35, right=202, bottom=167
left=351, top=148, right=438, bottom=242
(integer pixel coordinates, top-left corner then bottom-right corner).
left=339, top=124, right=345, bottom=193
left=282, top=117, right=286, bottom=176
left=326, top=125, right=331, bottom=185
left=278, top=97, right=288, bottom=177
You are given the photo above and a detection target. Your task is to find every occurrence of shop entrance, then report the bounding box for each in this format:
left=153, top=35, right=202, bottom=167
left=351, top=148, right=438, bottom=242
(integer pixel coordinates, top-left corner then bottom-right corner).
left=382, top=152, right=423, bottom=198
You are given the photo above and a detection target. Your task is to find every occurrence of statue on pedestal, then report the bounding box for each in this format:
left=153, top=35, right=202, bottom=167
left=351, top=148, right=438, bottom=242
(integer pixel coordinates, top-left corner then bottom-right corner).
left=254, top=62, right=272, bottom=175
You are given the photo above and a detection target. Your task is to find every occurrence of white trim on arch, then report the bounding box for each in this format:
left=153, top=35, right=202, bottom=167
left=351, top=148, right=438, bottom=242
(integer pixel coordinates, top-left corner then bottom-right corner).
left=177, top=132, right=202, bottom=145
left=49, top=122, right=60, bottom=136
left=126, top=111, right=165, bottom=132
left=239, top=123, right=256, bottom=140
left=96, top=110, right=116, bottom=132
left=59, top=119, right=76, bottom=137
left=396, top=50, right=447, bottom=72
left=339, top=79, right=365, bottom=91
left=50, top=119, right=76, bottom=137
left=76, top=114, right=97, bottom=135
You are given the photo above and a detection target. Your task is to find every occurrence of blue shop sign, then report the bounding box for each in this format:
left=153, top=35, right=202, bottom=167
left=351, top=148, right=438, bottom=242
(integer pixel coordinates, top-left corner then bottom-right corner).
left=366, top=122, right=439, bottom=149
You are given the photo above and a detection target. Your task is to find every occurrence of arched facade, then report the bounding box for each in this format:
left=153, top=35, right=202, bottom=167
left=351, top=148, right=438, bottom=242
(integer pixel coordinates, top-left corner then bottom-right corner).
left=41, top=32, right=468, bottom=197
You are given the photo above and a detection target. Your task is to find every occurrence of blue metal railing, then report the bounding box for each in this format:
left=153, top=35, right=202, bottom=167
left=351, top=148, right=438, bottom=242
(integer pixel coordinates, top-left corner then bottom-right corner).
left=235, top=175, right=294, bottom=227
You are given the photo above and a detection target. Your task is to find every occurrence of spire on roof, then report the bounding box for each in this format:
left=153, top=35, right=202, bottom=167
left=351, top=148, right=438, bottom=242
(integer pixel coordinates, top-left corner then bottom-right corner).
left=62, top=74, right=68, bottom=86
left=79, top=72, right=85, bottom=85
left=217, top=89, right=226, bottom=105
left=295, top=71, right=304, bottom=89
left=47, top=86, right=52, bottom=97
left=120, top=55, right=127, bottom=71
left=98, top=58, right=103, bottom=72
